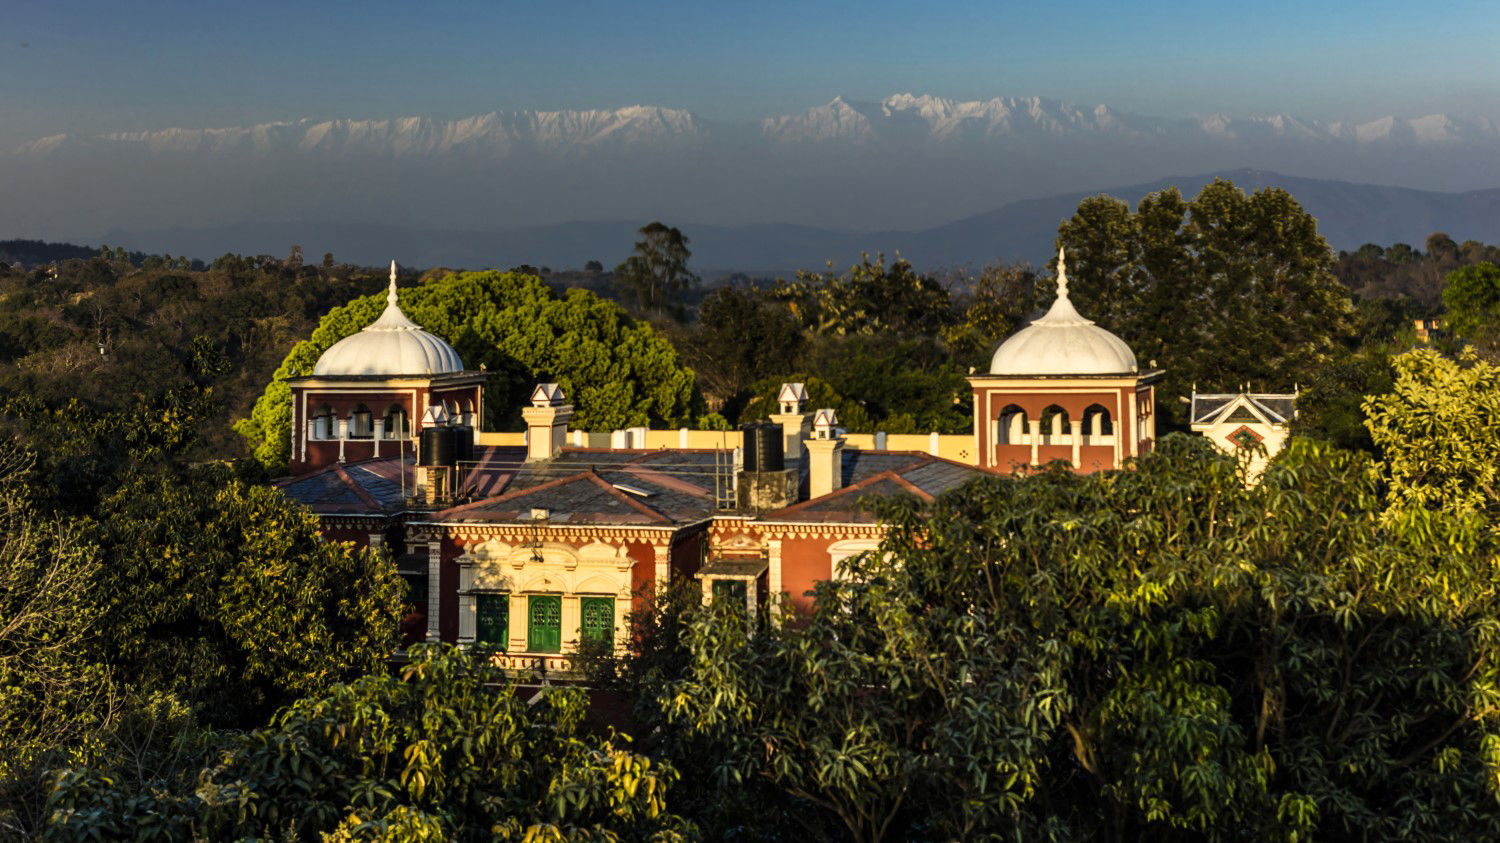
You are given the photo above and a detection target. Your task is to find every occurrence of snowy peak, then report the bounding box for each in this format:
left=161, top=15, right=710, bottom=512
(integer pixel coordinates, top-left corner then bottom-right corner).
left=17, top=106, right=708, bottom=157
left=760, top=93, right=1160, bottom=144
left=12, top=96, right=1500, bottom=157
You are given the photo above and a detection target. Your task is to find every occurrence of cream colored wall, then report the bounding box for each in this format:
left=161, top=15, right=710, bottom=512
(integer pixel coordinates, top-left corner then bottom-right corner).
left=479, top=428, right=977, bottom=463
left=474, top=431, right=526, bottom=447
left=455, top=539, right=632, bottom=656
left=1196, top=421, right=1290, bottom=478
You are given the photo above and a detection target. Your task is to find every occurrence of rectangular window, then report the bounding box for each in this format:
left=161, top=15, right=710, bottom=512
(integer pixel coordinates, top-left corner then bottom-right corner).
left=712, top=579, right=747, bottom=610
left=399, top=572, right=429, bottom=647
left=579, top=597, right=615, bottom=650
left=527, top=594, right=562, bottom=653
left=475, top=593, right=508, bottom=650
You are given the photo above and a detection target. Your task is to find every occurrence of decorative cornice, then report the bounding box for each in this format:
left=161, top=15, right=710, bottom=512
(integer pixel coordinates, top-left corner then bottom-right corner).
left=405, top=521, right=686, bottom=545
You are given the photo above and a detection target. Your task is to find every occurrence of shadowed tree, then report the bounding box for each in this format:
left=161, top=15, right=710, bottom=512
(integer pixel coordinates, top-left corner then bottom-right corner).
left=613, top=222, right=700, bottom=320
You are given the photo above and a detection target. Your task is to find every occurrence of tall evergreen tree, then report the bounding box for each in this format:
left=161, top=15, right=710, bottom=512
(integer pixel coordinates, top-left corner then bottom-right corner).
left=612, top=222, right=700, bottom=320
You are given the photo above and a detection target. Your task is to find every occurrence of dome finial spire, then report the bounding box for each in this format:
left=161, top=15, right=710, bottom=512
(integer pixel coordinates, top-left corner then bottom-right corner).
left=387, top=260, right=399, bottom=307
left=1056, top=246, right=1069, bottom=299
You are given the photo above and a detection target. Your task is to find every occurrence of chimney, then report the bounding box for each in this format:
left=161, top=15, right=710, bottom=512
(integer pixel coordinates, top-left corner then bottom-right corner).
left=523, top=383, right=574, bottom=461
left=806, top=408, right=845, bottom=499
left=769, top=382, right=812, bottom=463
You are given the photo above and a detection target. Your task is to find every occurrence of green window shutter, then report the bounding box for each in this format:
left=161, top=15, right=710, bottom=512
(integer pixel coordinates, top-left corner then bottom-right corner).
left=579, top=597, right=615, bottom=650
left=475, top=593, right=508, bottom=650
left=403, top=573, right=428, bottom=612
left=527, top=595, right=562, bottom=653
left=712, top=579, right=747, bottom=609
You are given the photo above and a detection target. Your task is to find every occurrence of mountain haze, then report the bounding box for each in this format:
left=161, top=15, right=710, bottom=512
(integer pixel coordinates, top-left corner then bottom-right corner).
left=97, top=170, right=1500, bottom=273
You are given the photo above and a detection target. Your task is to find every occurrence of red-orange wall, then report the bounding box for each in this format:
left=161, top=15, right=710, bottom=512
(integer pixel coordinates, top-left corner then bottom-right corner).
left=779, top=536, right=835, bottom=615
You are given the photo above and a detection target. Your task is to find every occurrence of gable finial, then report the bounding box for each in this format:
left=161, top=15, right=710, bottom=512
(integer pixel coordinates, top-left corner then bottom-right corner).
left=1056, top=246, right=1069, bottom=299
left=387, top=260, right=399, bottom=307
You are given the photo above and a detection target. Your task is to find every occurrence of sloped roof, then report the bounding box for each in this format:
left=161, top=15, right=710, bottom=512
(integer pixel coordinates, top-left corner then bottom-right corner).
left=277, top=462, right=402, bottom=515
left=280, top=445, right=985, bottom=528
left=759, top=453, right=985, bottom=524
left=1190, top=392, right=1298, bottom=427
left=434, top=448, right=724, bottom=526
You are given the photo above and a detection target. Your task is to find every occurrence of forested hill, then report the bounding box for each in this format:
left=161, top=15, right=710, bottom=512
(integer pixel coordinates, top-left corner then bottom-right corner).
left=0, top=239, right=120, bottom=266
left=0, top=251, right=389, bottom=461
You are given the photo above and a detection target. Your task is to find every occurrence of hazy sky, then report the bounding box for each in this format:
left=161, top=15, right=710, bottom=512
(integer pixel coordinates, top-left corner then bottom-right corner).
left=5, top=0, right=1500, bottom=149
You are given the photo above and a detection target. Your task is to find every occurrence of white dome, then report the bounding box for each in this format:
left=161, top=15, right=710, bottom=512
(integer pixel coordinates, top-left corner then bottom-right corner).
left=988, top=250, right=1138, bottom=376
left=313, top=263, right=465, bottom=377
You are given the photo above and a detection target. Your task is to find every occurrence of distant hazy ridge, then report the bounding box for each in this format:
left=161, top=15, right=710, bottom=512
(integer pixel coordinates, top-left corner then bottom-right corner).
left=96, top=169, right=1500, bottom=273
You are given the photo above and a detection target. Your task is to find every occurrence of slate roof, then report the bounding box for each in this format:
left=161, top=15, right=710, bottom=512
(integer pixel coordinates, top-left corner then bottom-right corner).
left=1190, top=392, right=1298, bottom=427
left=276, top=462, right=404, bottom=515
left=280, top=446, right=986, bottom=527
left=758, top=453, right=986, bottom=525
left=433, top=448, right=724, bottom=527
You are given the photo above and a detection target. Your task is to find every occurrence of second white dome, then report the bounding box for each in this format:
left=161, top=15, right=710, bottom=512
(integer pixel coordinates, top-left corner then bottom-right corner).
left=988, top=250, right=1138, bottom=376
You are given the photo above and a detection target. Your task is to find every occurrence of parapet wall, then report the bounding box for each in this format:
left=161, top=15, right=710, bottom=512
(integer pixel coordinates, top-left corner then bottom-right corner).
left=476, top=428, right=977, bottom=465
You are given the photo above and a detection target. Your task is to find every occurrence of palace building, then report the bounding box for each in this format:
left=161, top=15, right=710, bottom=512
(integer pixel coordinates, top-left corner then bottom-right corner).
left=278, top=251, right=1168, bottom=667
left=967, top=249, right=1162, bottom=473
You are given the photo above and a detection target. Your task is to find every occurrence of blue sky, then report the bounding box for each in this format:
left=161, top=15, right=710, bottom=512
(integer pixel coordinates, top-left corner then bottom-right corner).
left=5, top=0, right=1499, bottom=147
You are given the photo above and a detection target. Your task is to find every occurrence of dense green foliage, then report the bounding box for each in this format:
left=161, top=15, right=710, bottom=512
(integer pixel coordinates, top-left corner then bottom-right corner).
left=0, top=249, right=383, bottom=462
left=627, top=428, right=1500, bottom=840
left=46, top=646, right=694, bottom=842
left=96, top=466, right=404, bottom=726
left=240, top=270, right=702, bottom=472
left=1442, top=262, right=1500, bottom=348
left=0, top=329, right=403, bottom=838
left=682, top=254, right=1032, bottom=433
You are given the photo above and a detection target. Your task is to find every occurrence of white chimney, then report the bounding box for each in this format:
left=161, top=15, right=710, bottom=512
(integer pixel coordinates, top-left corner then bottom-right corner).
left=806, top=408, right=845, bottom=499
left=522, top=383, right=574, bottom=461
left=770, top=382, right=812, bottom=463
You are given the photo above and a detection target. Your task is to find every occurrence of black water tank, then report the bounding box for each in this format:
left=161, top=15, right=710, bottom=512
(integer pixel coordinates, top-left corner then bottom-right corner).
left=451, top=424, right=474, bottom=465
left=419, top=426, right=457, bottom=467
left=741, top=422, right=784, bottom=472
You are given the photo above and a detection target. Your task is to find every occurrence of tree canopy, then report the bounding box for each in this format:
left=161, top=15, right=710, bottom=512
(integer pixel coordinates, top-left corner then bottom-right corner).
left=613, top=222, right=700, bottom=320
left=1442, top=261, right=1500, bottom=352
left=1056, top=179, right=1357, bottom=426
left=642, top=431, right=1500, bottom=841
left=46, top=645, right=695, bottom=842
left=238, top=270, right=703, bottom=472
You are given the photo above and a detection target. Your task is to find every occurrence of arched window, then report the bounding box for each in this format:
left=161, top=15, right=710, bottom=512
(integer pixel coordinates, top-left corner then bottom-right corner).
left=348, top=404, right=374, bottom=439
left=1083, top=404, right=1113, bottom=444
left=383, top=404, right=409, bottom=440
left=998, top=405, right=1027, bottom=445
left=1040, top=405, right=1070, bottom=445
left=311, top=404, right=336, bottom=440
left=460, top=398, right=476, bottom=427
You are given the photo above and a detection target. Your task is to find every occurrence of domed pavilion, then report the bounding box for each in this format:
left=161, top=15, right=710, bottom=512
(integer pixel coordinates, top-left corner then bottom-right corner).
left=285, top=261, right=487, bottom=473
left=967, top=249, right=1163, bottom=473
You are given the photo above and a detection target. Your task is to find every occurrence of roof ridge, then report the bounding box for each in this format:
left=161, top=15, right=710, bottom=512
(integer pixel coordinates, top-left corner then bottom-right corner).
left=762, top=468, right=912, bottom=518
left=584, top=472, right=671, bottom=523
left=888, top=471, right=935, bottom=502
left=274, top=461, right=342, bottom=487
left=332, top=463, right=384, bottom=510
left=433, top=469, right=593, bottom=517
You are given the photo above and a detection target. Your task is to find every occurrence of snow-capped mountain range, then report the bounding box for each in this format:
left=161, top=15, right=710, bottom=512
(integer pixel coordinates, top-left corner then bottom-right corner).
left=6, top=93, right=1499, bottom=241
left=15, top=94, right=1500, bottom=157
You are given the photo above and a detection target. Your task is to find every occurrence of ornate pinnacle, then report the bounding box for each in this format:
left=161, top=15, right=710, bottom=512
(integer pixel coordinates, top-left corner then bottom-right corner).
left=1056, top=246, right=1069, bottom=299
left=387, top=259, right=399, bottom=307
